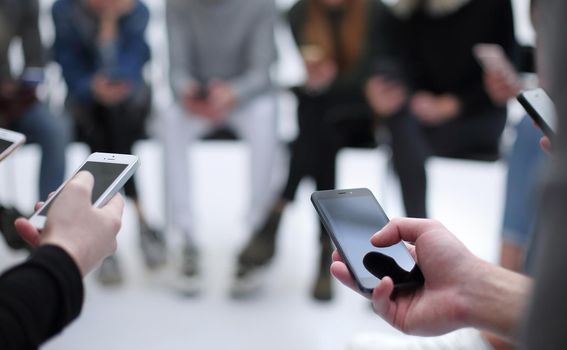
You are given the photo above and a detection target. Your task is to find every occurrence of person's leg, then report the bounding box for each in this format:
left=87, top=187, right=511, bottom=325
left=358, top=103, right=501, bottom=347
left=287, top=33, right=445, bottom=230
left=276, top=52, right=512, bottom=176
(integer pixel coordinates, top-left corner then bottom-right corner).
left=231, top=93, right=325, bottom=297
left=161, top=102, right=213, bottom=294
left=228, top=94, right=281, bottom=297
left=500, top=115, right=546, bottom=271
left=386, top=109, right=429, bottom=218
left=162, top=103, right=211, bottom=239
left=11, top=102, right=69, bottom=200
left=229, top=94, right=279, bottom=231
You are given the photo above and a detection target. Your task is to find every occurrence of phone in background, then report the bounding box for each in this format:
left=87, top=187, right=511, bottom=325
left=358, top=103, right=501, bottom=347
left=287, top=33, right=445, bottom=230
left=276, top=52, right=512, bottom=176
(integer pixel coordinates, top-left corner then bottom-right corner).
left=0, top=128, right=26, bottom=162
left=29, top=153, right=139, bottom=229
left=193, top=84, right=209, bottom=100
left=473, top=43, right=517, bottom=83
left=517, top=88, right=557, bottom=140
left=311, top=188, right=423, bottom=294
left=19, top=67, right=44, bottom=88
left=371, top=58, right=406, bottom=84
left=105, top=67, right=131, bottom=83
left=300, top=44, right=325, bottom=65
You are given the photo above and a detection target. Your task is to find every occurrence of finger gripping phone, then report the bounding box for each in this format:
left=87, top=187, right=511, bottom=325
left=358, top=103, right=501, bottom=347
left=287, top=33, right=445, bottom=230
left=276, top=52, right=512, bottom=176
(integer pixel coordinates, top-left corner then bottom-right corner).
left=311, top=188, right=423, bottom=293
left=517, top=88, right=557, bottom=140
left=29, top=153, right=139, bottom=229
left=0, top=128, right=26, bottom=161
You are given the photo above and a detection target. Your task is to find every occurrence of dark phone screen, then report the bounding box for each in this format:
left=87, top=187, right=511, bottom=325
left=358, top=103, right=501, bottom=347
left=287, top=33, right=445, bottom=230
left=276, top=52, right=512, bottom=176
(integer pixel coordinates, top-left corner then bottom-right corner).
left=318, top=193, right=418, bottom=290
left=0, top=139, right=14, bottom=154
left=38, top=161, right=127, bottom=215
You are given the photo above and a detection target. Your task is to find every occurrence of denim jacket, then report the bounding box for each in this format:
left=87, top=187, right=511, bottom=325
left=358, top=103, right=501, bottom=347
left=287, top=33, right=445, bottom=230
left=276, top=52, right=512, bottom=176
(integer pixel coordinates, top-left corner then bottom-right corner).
left=52, top=0, right=150, bottom=102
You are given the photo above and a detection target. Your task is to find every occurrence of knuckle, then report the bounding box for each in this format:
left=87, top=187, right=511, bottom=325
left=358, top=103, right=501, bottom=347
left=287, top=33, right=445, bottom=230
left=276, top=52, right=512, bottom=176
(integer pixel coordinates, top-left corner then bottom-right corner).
left=110, top=240, right=118, bottom=254
left=390, top=217, right=402, bottom=225
left=110, top=216, right=122, bottom=233
left=429, top=219, right=443, bottom=227
left=67, top=181, right=90, bottom=196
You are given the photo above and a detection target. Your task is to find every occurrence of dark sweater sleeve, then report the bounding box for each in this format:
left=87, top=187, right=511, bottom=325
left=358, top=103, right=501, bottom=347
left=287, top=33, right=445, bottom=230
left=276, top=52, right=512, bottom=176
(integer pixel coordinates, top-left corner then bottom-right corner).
left=0, top=245, right=84, bottom=350
left=520, top=0, right=567, bottom=348
left=456, top=0, right=516, bottom=116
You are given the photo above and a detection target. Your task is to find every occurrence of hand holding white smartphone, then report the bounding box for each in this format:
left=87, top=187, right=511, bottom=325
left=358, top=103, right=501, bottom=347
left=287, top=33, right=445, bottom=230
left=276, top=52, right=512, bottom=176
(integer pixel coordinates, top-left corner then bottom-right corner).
left=0, top=128, right=26, bottom=162
left=517, top=88, right=557, bottom=140
left=29, top=153, right=139, bottom=229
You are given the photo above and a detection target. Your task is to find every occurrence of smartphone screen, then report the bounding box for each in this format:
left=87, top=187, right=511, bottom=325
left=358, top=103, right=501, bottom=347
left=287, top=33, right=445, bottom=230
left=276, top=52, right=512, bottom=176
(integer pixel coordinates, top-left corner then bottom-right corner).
left=38, top=161, right=128, bottom=216
left=313, top=190, right=422, bottom=292
left=0, top=139, right=15, bottom=154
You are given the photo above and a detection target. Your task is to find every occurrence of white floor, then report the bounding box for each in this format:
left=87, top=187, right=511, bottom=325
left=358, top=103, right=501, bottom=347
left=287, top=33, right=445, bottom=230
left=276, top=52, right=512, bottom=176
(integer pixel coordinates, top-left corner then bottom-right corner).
left=0, top=138, right=506, bottom=350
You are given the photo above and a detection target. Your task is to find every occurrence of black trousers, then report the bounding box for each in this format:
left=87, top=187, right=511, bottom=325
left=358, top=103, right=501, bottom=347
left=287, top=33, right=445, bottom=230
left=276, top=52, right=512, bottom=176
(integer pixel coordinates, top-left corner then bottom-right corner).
left=387, top=106, right=507, bottom=218
left=421, top=109, right=507, bottom=159
left=67, top=86, right=151, bottom=200
left=282, top=89, right=432, bottom=219
left=282, top=90, right=372, bottom=199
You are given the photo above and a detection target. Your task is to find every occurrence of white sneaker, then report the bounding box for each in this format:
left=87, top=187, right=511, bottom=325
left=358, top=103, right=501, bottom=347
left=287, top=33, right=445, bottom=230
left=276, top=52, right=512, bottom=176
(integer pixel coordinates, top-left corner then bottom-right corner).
left=230, top=264, right=270, bottom=299
left=348, top=329, right=494, bottom=350
left=171, top=244, right=202, bottom=296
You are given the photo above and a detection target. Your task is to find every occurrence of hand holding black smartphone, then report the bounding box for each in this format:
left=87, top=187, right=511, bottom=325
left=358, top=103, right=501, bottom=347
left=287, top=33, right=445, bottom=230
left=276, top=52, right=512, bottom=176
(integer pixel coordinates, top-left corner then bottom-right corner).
left=311, top=188, right=423, bottom=294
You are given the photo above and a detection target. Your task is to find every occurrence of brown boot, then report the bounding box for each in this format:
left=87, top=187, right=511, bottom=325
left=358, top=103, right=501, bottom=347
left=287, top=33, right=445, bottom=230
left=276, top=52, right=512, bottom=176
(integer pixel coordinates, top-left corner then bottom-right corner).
left=312, top=229, right=334, bottom=301
left=237, top=209, right=282, bottom=267
left=231, top=208, right=283, bottom=298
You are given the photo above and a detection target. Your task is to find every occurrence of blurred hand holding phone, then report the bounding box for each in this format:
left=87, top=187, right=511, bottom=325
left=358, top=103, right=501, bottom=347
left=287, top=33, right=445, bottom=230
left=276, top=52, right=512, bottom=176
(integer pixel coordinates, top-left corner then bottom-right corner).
left=474, top=43, right=523, bottom=105
left=365, top=59, right=408, bottom=117
left=474, top=44, right=517, bottom=78
left=300, top=44, right=337, bottom=91
left=20, top=67, right=44, bottom=88
left=92, top=74, right=131, bottom=106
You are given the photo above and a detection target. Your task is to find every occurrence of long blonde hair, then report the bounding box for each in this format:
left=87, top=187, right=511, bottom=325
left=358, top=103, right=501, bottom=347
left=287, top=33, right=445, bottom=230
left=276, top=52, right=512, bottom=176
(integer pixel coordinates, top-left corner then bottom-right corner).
left=302, top=0, right=367, bottom=72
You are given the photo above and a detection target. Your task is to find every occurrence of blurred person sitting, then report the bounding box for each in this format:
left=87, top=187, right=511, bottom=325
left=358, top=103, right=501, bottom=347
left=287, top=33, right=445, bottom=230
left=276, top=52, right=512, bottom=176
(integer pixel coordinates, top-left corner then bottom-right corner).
left=0, top=0, right=69, bottom=250
left=366, top=0, right=516, bottom=161
left=233, top=0, right=427, bottom=302
left=52, top=0, right=165, bottom=285
left=1, top=171, right=124, bottom=349
left=164, top=0, right=279, bottom=295
left=478, top=3, right=545, bottom=348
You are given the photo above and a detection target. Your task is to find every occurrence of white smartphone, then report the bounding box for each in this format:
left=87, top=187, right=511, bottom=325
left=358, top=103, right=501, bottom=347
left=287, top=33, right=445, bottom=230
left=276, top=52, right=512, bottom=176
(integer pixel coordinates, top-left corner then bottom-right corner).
left=0, top=128, right=26, bottom=162
left=29, top=152, right=139, bottom=229
left=473, top=43, right=517, bottom=79
left=517, top=88, right=557, bottom=140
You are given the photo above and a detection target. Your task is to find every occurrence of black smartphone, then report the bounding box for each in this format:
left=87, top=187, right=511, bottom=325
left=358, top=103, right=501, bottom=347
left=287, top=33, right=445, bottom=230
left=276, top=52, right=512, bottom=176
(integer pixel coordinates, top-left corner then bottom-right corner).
left=194, top=85, right=208, bottom=100
left=517, top=88, right=557, bottom=140
left=370, top=58, right=406, bottom=84
left=311, top=188, right=423, bottom=294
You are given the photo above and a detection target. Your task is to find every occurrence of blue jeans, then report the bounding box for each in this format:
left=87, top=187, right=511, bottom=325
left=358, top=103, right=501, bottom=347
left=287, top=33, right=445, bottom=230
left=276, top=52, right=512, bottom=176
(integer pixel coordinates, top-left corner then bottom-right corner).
left=10, top=102, right=69, bottom=200
left=502, top=116, right=546, bottom=272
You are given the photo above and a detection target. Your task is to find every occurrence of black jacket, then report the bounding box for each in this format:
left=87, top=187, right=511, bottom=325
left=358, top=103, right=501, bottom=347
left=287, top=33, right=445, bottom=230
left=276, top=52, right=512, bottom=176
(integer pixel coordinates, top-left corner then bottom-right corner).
left=0, top=245, right=84, bottom=349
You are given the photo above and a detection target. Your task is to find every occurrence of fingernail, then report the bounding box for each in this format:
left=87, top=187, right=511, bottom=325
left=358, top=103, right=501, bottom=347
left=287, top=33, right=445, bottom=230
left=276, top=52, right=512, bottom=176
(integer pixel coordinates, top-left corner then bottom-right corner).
left=371, top=230, right=383, bottom=242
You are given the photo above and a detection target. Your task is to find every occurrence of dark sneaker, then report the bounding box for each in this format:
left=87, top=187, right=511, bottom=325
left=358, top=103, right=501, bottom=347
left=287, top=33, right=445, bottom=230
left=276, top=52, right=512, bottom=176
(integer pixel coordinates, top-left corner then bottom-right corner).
left=0, top=206, right=31, bottom=251
left=139, top=222, right=167, bottom=269
left=312, top=232, right=334, bottom=301
left=173, top=243, right=201, bottom=296
left=237, top=210, right=281, bottom=267
left=312, top=268, right=333, bottom=301
left=97, top=255, right=123, bottom=286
